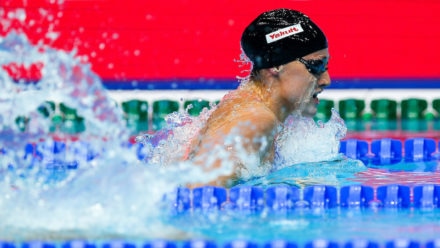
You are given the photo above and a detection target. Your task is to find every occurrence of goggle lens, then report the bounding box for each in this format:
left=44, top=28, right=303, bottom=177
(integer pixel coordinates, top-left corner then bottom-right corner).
left=297, top=57, right=329, bottom=75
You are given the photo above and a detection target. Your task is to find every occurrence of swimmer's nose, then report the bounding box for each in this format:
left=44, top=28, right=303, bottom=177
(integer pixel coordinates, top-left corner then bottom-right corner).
left=317, top=70, right=331, bottom=89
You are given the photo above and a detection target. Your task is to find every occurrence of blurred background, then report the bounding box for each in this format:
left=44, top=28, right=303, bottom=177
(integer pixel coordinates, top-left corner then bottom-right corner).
left=1, top=0, right=440, bottom=136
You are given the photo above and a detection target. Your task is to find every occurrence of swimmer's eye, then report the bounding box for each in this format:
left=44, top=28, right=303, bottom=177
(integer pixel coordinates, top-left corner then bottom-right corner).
left=297, top=57, right=329, bottom=76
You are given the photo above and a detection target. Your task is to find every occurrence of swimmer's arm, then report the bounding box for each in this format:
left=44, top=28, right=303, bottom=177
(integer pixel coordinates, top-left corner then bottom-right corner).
left=237, top=109, right=278, bottom=160
left=189, top=113, right=277, bottom=187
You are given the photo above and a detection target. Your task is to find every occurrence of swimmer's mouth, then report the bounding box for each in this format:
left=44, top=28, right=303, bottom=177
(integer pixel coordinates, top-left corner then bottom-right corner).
left=312, top=91, right=320, bottom=99
left=312, top=91, right=322, bottom=103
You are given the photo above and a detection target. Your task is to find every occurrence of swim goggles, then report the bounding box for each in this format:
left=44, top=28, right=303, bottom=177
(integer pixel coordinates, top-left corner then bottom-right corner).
left=297, top=57, right=329, bottom=76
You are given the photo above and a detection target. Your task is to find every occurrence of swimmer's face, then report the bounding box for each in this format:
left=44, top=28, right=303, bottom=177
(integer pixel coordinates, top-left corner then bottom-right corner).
left=276, top=48, right=331, bottom=117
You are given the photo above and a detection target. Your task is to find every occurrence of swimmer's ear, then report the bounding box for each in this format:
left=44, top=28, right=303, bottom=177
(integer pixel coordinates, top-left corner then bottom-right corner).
left=270, top=66, right=283, bottom=75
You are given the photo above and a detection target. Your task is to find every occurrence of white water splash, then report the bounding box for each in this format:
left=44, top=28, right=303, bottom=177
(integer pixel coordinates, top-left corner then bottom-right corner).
left=0, top=31, right=125, bottom=140
left=0, top=31, right=202, bottom=241
left=274, top=109, right=347, bottom=169
left=0, top=29, right=364, bottom=241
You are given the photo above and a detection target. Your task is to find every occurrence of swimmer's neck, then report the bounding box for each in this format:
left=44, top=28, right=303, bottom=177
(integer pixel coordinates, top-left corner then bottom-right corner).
left=241, top=80, right=292, bottom=123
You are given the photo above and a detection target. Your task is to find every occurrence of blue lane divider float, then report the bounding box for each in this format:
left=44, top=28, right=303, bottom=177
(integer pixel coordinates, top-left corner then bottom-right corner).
left=224, top=241, right=258, bottom=248
left=22, top=242, right=56, bottom=248
left=303, top=185, right=338, bottom=208
left=339, top=138, right=440, bottom=165
left=413, top=185, right=440, bottom=208
left=62, top=241, right=97, bottom=248
left=339, top=185, right=374, bottom=208
left=168, top=184, right=440, bottom=211
left=376, top=185, right=411, bottom=208
left=102, top=241, right=136, bottom=248
left=183, top=240, right=217, bottom=248
left=304, top=240, right=339, bottom=248
left=264, top=240, right=298, bottom=248
left=192, top=186, right=227, bottom=210
left=2, top=239, right=440, bottom=248
left=404, top=138, right=436, bottom=162
left=344, top=240, right=379, bottom=248
left=265, top=185, right=301, bottom=210
left=0, top=242, right=14, bottom=248
left=370, top=139, right=402, bottom=165
left=339, top=139, right=369, bottom=164
left=143, top=240, right=177, bottom=248
left=426, top=240, right=440, bottom=248
left=20, top=140, right=97, bottom=169
left=229, top=186, right=265, bottom=211
left=385, top=240, right=420, bottom=248
left=170, top=187, right=191, bottom=211
left=2, top=137, right=438, bottom=169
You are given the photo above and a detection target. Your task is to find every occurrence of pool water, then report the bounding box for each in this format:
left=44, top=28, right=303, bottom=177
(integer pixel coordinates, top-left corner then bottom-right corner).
left=1, top=28, right=440, bottom=247
left=167, top=207, right=440, bottom=243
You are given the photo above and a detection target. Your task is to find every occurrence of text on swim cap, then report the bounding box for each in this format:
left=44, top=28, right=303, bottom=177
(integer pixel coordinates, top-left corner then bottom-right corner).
left=265, top=24, right=304, bottom=44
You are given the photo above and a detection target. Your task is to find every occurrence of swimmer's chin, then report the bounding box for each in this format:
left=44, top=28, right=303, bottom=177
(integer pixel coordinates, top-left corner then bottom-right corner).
left=301, top=103, right=318, bottom=117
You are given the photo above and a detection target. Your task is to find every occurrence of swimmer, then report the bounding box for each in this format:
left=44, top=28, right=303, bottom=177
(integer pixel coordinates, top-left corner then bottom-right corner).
left=186, top=8, right=331, bottom=187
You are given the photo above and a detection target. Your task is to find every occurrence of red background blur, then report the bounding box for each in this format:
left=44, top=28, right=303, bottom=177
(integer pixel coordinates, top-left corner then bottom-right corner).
left=1, top=0, right=439, bottom=89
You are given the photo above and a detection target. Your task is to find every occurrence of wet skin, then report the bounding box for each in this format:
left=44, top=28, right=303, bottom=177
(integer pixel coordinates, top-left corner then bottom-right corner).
left=186, top=48, right=331, bottom=187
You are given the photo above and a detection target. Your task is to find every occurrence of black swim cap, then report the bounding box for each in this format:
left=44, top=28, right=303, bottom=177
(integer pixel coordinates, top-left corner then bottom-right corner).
left=241, top=8, right=328, bottom=70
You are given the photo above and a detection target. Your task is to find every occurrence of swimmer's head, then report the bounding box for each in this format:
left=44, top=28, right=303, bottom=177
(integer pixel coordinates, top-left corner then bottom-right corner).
left=241, top=9, right=328, bottom=71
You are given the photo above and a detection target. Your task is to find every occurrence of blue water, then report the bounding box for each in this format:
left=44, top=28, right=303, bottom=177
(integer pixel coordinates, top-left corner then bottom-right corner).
left=166, top=208, right=440, bottom=244
left=1, top=25, right=440, bottom=245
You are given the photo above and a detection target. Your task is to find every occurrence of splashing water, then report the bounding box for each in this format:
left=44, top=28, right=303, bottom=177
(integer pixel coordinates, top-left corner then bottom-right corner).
left=275, top=109, right=347, bottom=168
left=242, top=109, right=365, bottom=187
left=0, top=31, right=125, bottom=141
left=138, top=102, right=365, bottom=187
left=0, top=31, right=207, bottom=240
left=0, top=30, right=365, bottom=241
